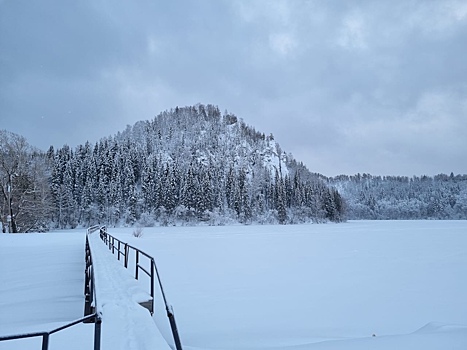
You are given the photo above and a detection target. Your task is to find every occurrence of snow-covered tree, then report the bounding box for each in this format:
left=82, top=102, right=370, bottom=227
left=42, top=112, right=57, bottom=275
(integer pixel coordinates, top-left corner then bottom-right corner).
left=0, top=130, right=52, bottom=232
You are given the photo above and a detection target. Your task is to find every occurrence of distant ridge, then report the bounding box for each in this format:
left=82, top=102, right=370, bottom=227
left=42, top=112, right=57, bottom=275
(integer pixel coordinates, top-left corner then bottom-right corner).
left=328, top=173, right=467, bottom=220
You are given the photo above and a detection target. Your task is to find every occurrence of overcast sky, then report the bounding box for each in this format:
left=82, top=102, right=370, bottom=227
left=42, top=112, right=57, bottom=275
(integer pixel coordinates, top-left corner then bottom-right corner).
left=1, top=0, right=466, bottom=177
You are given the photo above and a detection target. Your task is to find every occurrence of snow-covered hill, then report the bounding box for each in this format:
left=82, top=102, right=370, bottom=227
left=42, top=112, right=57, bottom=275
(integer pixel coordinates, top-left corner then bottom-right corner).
left=47, top=104, right=344, bottom=229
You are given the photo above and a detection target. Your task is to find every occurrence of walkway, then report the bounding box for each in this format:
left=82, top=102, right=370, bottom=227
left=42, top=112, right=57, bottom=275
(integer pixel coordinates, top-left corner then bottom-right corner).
left=87, top=231, right=171, bottom=350
left=0, top=230, right=171, bottom=350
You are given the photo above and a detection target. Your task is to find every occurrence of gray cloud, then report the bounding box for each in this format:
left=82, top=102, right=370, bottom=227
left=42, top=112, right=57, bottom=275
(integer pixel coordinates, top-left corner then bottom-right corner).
left=1, top=0, right=466, bottom=176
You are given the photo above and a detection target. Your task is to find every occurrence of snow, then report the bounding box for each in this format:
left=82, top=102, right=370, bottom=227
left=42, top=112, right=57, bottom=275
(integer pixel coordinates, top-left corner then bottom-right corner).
left=0, top=232, right=85, bottom=331
left=99, top=303, right=171, bottom=350
left=1, top=220, right=467, bottom=349
left=0, top=231, right=91, bottom=349
left=87, top=232, right=152, bottom=307
left=111, top=220, right=467, bottom=349
left=262, top=139, right=289, bottom=176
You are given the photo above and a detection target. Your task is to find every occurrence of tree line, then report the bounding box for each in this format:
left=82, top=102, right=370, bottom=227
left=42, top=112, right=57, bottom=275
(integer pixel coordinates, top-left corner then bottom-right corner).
left=4, top=104, right=466, bottom=233
left=329, top=173, right=467, bottom=220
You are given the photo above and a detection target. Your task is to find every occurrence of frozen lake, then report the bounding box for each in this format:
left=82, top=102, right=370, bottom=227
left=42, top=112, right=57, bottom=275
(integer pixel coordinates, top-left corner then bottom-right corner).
left=1, top=220, right=466, bottom=349
left=109, top=220, right=467, bottom=349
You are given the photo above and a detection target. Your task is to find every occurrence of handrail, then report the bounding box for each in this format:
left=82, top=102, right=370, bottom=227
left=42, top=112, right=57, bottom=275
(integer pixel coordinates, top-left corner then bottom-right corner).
left=0, top=314, right=99, bottom=350
left=0, top=227, right=102, bottom=350
left=98, top=226, right=183, bottom=350
left=99, top=227, right=154, bottom=312
left=84, top=226, right=103, bottom=349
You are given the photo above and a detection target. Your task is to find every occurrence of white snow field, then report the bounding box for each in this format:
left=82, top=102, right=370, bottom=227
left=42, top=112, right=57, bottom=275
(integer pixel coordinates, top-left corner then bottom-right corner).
left=1, top=220, right=467, bottom=349
left=0, top=231, right=92, bottom=349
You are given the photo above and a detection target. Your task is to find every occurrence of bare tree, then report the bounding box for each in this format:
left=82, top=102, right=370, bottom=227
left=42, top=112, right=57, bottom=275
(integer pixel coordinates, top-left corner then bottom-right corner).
left=0, top=130, right=52, bottom=232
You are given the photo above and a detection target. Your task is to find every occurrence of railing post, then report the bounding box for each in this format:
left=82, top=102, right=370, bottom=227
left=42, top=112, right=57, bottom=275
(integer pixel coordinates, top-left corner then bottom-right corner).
left=167, top=307, right=183, bottom=350
left=124, top=244, right=129, bottom=268
left=91, top=268, right=95, bottom=306
left=94, top=316, right=102, bottom=350
left=135, top=251, right=139, bottom=280
left=150, top=259, right=155, bottom=314
left=42, top=333, right=49, bottom=350
left=117, top=240, right=121, bottom=261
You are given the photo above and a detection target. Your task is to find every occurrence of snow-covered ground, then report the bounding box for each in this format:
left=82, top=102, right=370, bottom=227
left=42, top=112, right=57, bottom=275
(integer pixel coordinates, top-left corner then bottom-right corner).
left=112, top=220, right=467, bottom=350
left=0, top=231, right=92, bottom=349
left=1, top=221, right=467, bottom=349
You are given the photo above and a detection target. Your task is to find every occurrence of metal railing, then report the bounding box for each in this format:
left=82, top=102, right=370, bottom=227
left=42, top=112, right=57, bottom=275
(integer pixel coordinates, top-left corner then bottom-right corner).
left=0, top=313, right=99, bottom=350
left=84, top=226, right=100, bottom=319
left=99, top=226, right=183, bottom=350
left=0, top=226, right=102, bottom=350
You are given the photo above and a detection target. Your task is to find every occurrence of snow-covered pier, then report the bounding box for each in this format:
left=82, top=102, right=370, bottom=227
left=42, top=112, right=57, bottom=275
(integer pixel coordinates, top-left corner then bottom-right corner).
left=86, top=231, right=171, bottom=350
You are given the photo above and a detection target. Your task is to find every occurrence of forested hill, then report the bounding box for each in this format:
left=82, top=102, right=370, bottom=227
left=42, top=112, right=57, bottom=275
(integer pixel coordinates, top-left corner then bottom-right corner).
left=46, top=104, right=344, bottom=229
left=328, top=173, right=467, bottom=220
